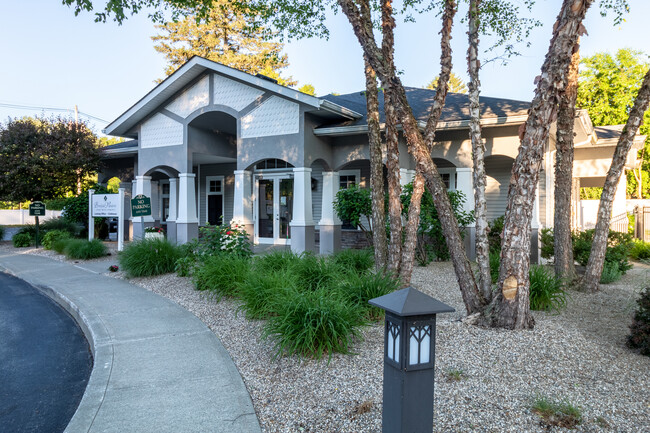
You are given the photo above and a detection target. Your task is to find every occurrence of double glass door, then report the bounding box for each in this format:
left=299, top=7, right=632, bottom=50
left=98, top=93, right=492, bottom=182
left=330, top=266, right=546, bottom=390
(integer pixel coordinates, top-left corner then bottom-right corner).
left=255, top=175, right=293, bottom=244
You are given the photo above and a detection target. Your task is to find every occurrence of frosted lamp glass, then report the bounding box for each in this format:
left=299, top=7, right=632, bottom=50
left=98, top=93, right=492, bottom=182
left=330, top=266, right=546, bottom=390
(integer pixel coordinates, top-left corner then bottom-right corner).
left=393, top=333, right=400, bottom=363
left=387, top=331, right=394, bottom=361
left=419, top=329, right=430, bottom=364
left=409, top=328, right=419, bottom=365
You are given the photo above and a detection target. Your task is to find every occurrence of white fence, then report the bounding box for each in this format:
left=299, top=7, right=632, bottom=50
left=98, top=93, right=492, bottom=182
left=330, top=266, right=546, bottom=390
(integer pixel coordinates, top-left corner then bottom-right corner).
left=0, top=210, right=63, bottom=225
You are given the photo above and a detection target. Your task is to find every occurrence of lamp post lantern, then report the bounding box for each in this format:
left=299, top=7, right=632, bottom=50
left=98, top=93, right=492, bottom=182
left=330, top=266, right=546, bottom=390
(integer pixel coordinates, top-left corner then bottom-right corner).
left=369, top=286, right=455, bottom=433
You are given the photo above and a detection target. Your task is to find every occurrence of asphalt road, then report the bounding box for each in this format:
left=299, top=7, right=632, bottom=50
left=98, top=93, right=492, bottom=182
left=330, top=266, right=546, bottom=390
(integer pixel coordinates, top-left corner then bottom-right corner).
left=0, top=272, right=92, bottom=433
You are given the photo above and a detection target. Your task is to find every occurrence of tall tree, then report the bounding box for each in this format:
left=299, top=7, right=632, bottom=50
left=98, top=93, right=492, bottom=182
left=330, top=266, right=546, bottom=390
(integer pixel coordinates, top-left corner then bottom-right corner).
left=0, top=116, right=101, bottom=202
left=553, top=43, right=580, bottom=281
left=426, top=72, right=468, bottom=94
left=151, top=0, right=295, bottom=85
left=581, top=68, right=650, bottom=292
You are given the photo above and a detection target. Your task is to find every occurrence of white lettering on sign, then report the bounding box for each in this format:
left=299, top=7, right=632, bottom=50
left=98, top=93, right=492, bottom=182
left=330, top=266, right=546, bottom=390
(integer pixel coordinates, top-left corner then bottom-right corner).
left=92, top=194, right=120, bottom=217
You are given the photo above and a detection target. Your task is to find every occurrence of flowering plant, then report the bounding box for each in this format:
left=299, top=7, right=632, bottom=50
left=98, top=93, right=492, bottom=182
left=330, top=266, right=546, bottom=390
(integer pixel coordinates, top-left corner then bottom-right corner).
left=108, top=265, right=119, bottom=272
left=145, top=226, right=166, bottom=234
left=197, top=223, right=252, bottom=258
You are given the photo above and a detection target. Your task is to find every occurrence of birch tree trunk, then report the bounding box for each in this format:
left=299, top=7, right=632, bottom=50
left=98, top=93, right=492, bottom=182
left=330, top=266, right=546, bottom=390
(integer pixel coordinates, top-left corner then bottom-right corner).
left=581, top=68, right=650, bottom=292
left=467, top=0, right=491, bottom=302
left=400, top=172, right=425, bottom=284
left=338, top=0, right=485, bottom=314
left=364, top=57, right=388, bottom=271
left=485, top=0, right=593, bottom=329
left=385, top=89, right=403, bottom=275
left=554, top=44, right=580, bottom=280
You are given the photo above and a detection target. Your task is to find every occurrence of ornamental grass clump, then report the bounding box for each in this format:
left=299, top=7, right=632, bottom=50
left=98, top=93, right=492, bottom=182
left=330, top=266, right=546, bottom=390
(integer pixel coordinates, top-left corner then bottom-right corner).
left=531, top=395, right=582, bottom=428
left=337, top=271, right=400, bottom=321
left=119, top=239, right=180, bottom=277
left=64, top=239, right=107, bottom=260
left=238, top=270, right=298, bottom=320
left=263, top=288, right=364, bottom=360
left=289, top=253, right=341, bottom=291
left=192, top=254, right=251, bottom=299
left=252, top=250, right=300, bottom=274
left=42, top=230, right=71, bottom=250
left=331, top=248, right=374, bottom=275
left=529, top=265, right=566, bottom=313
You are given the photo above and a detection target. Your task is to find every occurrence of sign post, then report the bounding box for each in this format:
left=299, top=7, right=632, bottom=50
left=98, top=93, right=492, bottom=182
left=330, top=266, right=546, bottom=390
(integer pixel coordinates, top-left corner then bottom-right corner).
left=88, top=189, right=95, bottom=241
left=130, top=194, right=152, bottom=240
left=29, top=201, right=46, bottom=247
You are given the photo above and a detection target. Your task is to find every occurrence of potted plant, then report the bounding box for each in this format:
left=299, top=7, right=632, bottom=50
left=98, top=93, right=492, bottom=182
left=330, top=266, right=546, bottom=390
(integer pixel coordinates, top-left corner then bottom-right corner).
left=144, top=226, right=166, bottom=240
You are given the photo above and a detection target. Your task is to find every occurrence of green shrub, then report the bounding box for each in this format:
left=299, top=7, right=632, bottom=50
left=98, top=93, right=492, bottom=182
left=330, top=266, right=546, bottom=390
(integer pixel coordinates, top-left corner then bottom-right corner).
left=196, top=224, right=252, bottom=258
left=174, top=256, right=195, bottom=277
left=238, top=271, right=298, bottom=320
left=600, top=260, right=623, bottom=284
left=63, top=239, right=107, bottom=260
left=289, top=253, right=340, bottom=291
left=529, top=265, right=566, bottom=312
left=192, top=254, right=251, bottom=298
left=12, top=232, right=32, bottom=247
left=489, top=250, right=500, bottom=284
left=337, top=271, right=400, bottom=320
left=629, top=240, right=650, bottom=261
left=42, top=230, right=71, bottom=250
left=540, top=228, right=554, bottom=260
left=401, top=186, right=475, bottom=263
left=331, top=248, right=375, bottom=275
left=119, top=239, right=180, bottom=277
left=627, top=286, right=650, bottom=356
left=52, top=237, right=71, bottom=254
left=488, top=215, right=505, bottom=252
left=44, top=198, right=68, bottom=211
left=263, top=288, right=364, bottom=359
left=41, top=218, right=78, bottom=236
left=572, top=229, right=633, bottom=276
left=333, top=184, right=373, bottom=244
left=252, top=250, right=300, bottom=274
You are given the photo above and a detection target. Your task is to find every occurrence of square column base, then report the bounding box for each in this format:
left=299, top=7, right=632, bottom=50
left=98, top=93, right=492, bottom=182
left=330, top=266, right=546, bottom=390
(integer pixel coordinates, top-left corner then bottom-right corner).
left=166, top=221, right=177, bottom=244
left=319, top=225, right=341, bottom=255
left=132, top=221, right=155, bottom=241
left=177, top=222, right=199, bottom=245
left=290, top=225, right=315, bottom=254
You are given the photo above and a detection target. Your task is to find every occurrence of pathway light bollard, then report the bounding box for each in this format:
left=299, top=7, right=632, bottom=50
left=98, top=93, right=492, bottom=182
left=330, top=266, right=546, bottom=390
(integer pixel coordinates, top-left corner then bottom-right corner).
left=369, top=287, right=455, bottom=433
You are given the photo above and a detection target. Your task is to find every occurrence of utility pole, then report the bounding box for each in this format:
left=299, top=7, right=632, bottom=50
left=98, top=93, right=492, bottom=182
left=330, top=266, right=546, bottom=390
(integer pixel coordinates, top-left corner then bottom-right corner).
left=74, top=105, right=82, bottom=195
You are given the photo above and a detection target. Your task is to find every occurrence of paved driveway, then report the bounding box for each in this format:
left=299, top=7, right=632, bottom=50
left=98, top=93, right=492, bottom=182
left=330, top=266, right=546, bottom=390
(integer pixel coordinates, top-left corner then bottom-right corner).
left=0, top=272, right=91, bottom=433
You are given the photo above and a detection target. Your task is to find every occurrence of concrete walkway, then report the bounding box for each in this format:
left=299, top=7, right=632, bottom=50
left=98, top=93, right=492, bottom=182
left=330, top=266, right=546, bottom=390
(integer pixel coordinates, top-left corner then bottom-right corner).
left=0, top=251, right=261, bottom=433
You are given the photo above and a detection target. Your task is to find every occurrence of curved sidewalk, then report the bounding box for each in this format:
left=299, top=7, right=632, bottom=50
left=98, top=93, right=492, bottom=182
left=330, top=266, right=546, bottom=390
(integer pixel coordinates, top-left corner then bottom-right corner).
left=0, top=251, right=261, bottom=433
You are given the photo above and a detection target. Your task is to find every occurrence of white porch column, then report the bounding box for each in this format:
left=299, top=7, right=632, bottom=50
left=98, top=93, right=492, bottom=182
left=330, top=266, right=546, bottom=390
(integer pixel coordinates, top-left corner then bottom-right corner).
left=319, top=171, right=342, bottom=255
left=176, top=173, right=199, bottom=244
left=133, top=175, right=154, bottom=240
left=399, top=168, right=416, bottom=187
left=167, top=178, right=178, bottom=244
left=232, top=170, right=254, bottom=236
left=455, top=167, right=476, bottom=260
left=291, top=167, right=316, bottom=253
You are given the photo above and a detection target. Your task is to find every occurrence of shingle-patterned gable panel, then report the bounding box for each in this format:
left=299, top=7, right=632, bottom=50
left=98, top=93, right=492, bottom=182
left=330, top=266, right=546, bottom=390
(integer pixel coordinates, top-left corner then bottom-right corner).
left=141, top=113, right=183, bottom=148
left=165, top=75, right=209, bottom=118
left=240, top=96, right=299, bottom=138
left=213, top=74, right=264, bottom=111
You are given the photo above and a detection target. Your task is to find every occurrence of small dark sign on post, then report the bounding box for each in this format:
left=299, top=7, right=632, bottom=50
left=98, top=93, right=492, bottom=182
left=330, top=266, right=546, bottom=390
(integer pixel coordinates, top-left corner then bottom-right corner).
left=369, top=287, right=455, bottom=433
left=29, top=201, right=46, bottom=217
left=131, top=194, right=151, bottom=240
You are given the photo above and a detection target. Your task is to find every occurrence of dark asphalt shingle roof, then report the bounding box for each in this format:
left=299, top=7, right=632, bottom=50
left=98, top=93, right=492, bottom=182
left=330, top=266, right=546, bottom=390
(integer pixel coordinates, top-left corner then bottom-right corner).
left=318, top=87, right=530, bottom=128
left=594, top=125, right=624, bottom=140
left=102, top=139, right=138, bottom=150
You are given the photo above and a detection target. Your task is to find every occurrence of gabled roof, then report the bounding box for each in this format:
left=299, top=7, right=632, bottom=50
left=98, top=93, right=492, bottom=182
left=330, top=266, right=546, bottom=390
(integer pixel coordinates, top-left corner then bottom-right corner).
left=102, top=139, right=138, bottom=157
left=315, top=87, right=531, bottom=135
left=103, top=56, right=362, bottom=138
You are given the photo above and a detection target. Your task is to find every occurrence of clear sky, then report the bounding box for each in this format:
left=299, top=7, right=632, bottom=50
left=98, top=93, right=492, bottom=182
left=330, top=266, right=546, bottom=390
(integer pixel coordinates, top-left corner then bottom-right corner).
left=0, top=1, right=648, bottom=136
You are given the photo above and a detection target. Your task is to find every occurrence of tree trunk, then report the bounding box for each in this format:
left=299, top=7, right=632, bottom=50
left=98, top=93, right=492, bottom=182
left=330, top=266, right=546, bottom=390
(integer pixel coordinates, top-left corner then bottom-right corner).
left=485, top=0, right=594, bottom=329
left=364, top=57, right=388, bottom=271
left=467, top=0, right=492, bottom=302
left=581, top=68, right=650, bottom=292
left=339, top=0, right=485, bottom=314
left=554, top=43, right=580, bottom=281
left=399, top=173, right=425, bottom=285
left=385, top=89, right=403, bottom=275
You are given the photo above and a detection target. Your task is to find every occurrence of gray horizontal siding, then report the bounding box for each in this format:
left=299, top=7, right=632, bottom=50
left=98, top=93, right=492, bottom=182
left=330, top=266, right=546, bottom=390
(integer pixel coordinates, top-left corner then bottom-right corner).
left=485, top=158, right=512, bottom=221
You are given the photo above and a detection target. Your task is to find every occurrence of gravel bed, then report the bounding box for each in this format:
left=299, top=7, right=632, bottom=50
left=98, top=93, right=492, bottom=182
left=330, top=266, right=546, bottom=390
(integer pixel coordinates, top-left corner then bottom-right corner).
left=4, top=242, right=649, bottom=432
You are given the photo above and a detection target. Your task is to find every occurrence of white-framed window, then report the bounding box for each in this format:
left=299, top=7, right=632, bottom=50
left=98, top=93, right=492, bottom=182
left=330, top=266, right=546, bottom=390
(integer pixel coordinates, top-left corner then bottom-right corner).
left=438, top=169, right=456, bottom=191
left=159, top=180, right=170, bottom=222
left=205, top=176, right=225, bottom=226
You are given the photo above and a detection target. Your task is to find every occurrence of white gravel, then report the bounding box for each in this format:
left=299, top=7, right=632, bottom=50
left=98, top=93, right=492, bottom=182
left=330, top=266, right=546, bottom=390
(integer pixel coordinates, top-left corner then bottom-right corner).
left=7, top=242, right=650, bottom=432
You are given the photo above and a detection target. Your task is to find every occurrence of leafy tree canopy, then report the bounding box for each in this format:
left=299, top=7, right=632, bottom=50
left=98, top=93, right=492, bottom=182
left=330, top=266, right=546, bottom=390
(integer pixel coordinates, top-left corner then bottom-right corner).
left=426, top=72, right=468, bottom=94
left=298, top=84, right=316, bottom=95
left=152, top=0, right=295, bottom=85
left=0, top=116, right=102, bottom=202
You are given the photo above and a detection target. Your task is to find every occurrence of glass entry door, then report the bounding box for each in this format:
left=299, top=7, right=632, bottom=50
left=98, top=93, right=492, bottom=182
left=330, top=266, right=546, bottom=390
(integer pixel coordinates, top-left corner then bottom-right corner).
left=255, top=175, right=293, bottom=244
